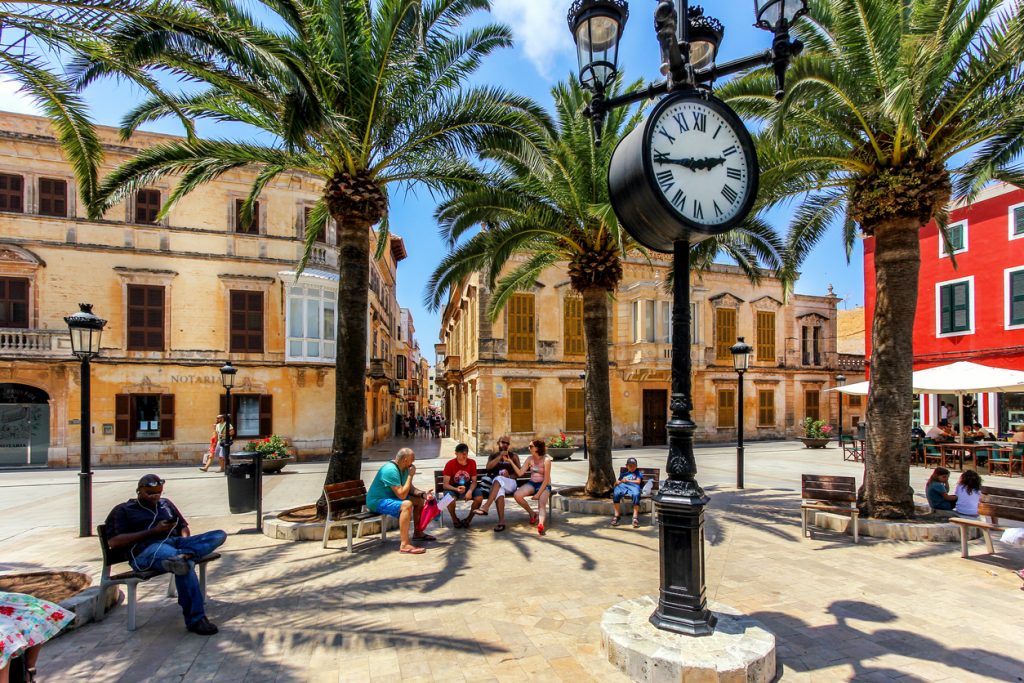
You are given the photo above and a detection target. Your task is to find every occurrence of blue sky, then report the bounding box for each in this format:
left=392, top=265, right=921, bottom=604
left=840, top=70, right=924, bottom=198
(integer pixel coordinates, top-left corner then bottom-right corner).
left=1, top=0, right=865, bottom=355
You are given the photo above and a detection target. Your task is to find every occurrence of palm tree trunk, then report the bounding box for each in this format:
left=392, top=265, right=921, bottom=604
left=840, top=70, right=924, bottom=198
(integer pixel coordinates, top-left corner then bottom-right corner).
left=862, top=216, right=920, bottom=519
left=324, top=215, right=371, bottom=486
left=582, top=286, right=616, bottom=496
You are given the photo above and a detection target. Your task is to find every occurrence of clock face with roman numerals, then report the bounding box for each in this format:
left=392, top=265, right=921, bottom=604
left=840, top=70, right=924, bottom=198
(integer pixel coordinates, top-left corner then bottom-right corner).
left=643, top=93, right=757, bottom=229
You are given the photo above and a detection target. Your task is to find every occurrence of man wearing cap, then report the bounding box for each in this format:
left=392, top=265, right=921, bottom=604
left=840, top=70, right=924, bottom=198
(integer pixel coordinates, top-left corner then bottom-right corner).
left=611, top=458, right=644, bottom=528
left=104, top=475, right=227, bottom=635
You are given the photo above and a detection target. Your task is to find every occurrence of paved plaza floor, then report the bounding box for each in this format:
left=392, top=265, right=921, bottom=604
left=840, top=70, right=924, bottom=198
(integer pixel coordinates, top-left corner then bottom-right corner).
left=2, top=437, right=1024, bottom=682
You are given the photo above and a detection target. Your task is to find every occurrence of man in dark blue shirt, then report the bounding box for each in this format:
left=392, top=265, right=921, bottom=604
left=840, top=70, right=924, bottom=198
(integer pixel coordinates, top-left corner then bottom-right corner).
left=104, top=474, right=226, bottom=635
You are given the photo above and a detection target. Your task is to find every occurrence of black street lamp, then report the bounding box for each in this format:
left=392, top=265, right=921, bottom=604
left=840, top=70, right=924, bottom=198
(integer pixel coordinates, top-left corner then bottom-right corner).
left=835, top=373, right=846, bottom=445
left=568, top=0, right=809, bottom=637
left=219, top=361, right=237, bottom=473
left=580, top=372, right=589, bottom=460
left=64, top=303, right=107, bottom=537
left=730, top=337, right=752, bottom=490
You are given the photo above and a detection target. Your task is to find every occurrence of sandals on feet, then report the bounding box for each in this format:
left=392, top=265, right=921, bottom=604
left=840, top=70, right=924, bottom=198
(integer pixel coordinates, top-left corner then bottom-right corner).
left=632, top=517, right=640, bottom=528
left=529, top=513, right=538, bottom=526
left=611, top=515, right=620, bottom=526
left=493, top=524, right=506, bottom=532
left=537, top=523, right=546, bottom=536
left=473, top=508, right=489, bottom=516
left=452, top=518, right=464, bottom=529
left=399, top=546, right=425, bottom=554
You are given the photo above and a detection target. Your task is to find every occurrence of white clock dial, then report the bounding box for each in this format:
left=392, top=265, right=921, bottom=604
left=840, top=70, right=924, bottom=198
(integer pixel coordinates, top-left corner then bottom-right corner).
left=646, top=98, right=754, bottom=227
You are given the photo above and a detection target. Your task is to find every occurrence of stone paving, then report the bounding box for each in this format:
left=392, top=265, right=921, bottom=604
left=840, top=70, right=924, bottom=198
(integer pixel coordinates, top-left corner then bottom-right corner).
left=2, top=436, right=1024, bottom=682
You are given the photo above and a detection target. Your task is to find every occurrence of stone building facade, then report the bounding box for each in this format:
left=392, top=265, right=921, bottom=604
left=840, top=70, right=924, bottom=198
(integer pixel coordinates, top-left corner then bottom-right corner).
left=0, top=112, right=419, bottom=467
left=436, top=254, right=863, bottom=451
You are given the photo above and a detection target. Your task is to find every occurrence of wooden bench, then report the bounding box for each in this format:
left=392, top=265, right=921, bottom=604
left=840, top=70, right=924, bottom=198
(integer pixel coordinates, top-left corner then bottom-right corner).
left=433, top=467, right=558, bottom=527
left=950, top=486, right=1024, bottom=558
left=800, top=474, right=859, bottom=543
left=96, top=523, right=220, bottom=631
left=322, top=480, right=388, bottom=552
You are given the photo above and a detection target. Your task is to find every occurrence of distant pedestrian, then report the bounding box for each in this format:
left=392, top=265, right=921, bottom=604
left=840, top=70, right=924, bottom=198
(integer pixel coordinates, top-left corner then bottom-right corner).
left=200, top=414, right=232, bottom=472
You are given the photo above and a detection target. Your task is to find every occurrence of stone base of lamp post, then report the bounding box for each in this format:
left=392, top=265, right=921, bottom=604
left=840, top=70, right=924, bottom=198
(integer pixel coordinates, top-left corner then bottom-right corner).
left=603, top=596, right=776, bottom=682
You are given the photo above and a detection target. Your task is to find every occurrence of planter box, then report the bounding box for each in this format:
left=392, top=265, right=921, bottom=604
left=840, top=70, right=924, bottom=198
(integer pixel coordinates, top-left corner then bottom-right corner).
left=261, top=456, right=293, bottom=473
left=799, top=438, right=831, bottom=449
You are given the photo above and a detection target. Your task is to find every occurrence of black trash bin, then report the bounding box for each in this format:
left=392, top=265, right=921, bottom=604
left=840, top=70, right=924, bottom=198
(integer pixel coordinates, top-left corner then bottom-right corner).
left=227, top=457, right=256, bottom=514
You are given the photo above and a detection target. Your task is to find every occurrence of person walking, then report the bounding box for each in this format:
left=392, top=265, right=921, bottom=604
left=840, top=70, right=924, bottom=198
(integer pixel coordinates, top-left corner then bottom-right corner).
left=200, top=414, right=233, bottom=472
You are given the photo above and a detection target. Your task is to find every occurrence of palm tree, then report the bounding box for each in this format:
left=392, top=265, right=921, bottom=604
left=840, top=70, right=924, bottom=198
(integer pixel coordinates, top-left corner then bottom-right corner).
left=86, top=0, right=545, bottom=492
left=427, top=78, right=783, bottom=496
left=721, top=0, right=1024, bottom=518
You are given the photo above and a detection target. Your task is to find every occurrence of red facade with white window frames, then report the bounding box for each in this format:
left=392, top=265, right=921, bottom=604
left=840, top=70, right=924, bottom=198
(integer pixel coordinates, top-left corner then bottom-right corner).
left=863, top=182, right=1024, bottom=432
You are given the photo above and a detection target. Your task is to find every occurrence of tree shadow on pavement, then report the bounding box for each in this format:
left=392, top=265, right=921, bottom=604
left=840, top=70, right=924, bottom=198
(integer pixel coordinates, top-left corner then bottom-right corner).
left=702, top=486, right=806, bottom=546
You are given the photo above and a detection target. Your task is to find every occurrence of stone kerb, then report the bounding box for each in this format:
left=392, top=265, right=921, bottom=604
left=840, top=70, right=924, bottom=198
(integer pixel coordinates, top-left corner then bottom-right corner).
left=262, top=508, right=398, bottom=542
left=602, top=596, right=776, bottom=683
left=553, top=486, right=653, bottom=515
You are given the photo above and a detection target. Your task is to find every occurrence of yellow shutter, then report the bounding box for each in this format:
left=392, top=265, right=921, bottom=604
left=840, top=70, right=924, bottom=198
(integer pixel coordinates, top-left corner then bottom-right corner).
left=509, top=293, right=535, bottom=354
left=510, top=388, right=533, bottom=433
left=717, top=389, right=735, bottom=428
left=715, top=308, right=736, bottom=360
left=564, top=297, right=584, bottom=356
left=805, top=390, right=820, bottom=421
left=755, top=310, right=775, bottom=362
left=757, top=389, right=775, bottom=426
left=565, top=388, right=585, bottom=431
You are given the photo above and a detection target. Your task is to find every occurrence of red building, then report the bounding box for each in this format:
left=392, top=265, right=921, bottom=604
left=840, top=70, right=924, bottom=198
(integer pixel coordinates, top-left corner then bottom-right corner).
left=864, top=182, right=1024, bottom=433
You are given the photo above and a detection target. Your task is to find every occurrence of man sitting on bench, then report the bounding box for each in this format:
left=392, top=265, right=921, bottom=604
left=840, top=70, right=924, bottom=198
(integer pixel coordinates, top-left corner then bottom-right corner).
left=366, top=448, right=436, bottom=554
left=104, top=474, right=227, bottom=635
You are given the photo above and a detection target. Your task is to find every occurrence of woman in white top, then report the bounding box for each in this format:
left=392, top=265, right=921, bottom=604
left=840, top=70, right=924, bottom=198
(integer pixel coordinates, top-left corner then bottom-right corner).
left=953, top=470, right=983, bottom=517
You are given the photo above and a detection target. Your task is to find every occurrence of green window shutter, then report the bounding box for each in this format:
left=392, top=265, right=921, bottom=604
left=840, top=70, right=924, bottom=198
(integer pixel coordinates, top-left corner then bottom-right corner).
left=1014, top=207, right=1024, bottom=236
left=940, top=285, right=952, bottom=333
left=952, top=281, right=970, bottom=331
left=1011, top=271, right=1024, bottom=326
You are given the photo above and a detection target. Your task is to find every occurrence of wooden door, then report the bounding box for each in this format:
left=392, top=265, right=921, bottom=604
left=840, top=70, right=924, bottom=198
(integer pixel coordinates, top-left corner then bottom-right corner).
left=642, top=390, right=668, bottom=446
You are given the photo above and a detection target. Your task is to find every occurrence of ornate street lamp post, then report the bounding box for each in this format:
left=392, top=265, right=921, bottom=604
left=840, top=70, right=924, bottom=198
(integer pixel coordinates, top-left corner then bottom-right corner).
left=65, top=303, right=107, bottom=537
left=836, top=373, right=846, bottom=445
left=219, top=361, right=237, bottom=472
left=730, top=337, right=752, bottom=489
left=568, top=0, right=809, bottom=637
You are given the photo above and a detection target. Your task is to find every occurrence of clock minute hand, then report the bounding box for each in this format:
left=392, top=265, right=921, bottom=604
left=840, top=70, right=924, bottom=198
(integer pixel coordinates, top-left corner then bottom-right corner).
left=654, top=156, right=727, bottom=171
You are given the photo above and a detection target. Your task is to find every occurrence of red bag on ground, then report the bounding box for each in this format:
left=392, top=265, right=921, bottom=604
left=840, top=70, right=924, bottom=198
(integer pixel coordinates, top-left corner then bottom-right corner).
left=419, top=498, right=441, bottom=529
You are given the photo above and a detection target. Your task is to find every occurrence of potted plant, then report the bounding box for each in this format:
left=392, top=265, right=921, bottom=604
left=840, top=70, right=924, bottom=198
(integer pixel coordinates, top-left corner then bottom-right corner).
left=800, top=418, right=833, bottom=449
left=546, top=432, right=578, bottom=460
left=243, top=434, right=293, bottom=473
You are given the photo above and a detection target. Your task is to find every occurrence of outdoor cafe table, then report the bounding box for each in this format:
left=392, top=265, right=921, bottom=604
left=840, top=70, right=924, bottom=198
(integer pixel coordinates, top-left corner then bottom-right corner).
left=938, top=442, right=1007, bottom=470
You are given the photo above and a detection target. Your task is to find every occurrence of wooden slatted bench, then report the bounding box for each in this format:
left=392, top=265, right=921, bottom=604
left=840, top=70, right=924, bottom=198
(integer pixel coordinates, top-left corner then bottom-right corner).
left=801, top=474, right=859, bottom=543
left=433, top=467, right=558, bottom=527
left=96, top=523, right=220, bottom=631
left=950, top=486, right=1024, bottom=558
left=322, top=480, right=388, bottom=552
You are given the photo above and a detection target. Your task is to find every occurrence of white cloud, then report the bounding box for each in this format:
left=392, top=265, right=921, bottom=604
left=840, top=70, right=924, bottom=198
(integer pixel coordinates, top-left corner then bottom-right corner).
left=0, top=76, right=44, bottom=116
left=490, top=0, right=574, bottom=79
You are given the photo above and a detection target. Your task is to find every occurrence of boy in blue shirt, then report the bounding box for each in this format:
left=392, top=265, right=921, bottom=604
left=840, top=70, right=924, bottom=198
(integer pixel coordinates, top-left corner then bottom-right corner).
left=612, top=457, right=644, bottom=528
left=366, top=447, right=435, bottom=554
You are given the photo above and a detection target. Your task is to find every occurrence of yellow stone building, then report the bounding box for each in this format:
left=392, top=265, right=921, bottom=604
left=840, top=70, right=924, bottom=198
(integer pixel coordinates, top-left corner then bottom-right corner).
left=0, top=112, right=419, bottom=466
left=436, top=254, right=865, bottom=451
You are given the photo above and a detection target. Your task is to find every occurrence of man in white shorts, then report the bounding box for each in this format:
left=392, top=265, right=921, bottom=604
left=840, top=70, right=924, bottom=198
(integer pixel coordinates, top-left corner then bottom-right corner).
left=470, top=436, right=521, bottom=532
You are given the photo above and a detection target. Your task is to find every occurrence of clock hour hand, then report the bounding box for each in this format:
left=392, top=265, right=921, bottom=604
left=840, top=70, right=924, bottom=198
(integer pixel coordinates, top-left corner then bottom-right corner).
left=653, top=154, right=727, bottom=171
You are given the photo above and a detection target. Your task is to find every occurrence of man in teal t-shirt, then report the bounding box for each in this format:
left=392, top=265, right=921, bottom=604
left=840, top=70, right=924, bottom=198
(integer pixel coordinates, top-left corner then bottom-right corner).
left=366, top=447, right=435, bottom=554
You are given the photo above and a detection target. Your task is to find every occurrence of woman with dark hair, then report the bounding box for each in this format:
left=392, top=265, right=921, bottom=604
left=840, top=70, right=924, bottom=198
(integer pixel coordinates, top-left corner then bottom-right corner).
left=953, top=470, right=983, bottom=517
left=925, top=467, right=957, bottom=511
left=514, top=439, right=553, bottom=536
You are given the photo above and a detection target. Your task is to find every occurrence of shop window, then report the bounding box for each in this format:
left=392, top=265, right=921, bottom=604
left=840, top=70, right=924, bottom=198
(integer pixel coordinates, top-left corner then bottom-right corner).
left=508, top=293, right=535, bottom=354
left=0, top=173, right=24, bottom=212
left=234, top=198, right=260, bottom=234
left=564, top=297, right=584, bottom=356
left=938, top=279, right=972, bottom=335
left=510, top=388, right=533, bottom=432
left=126, top=284, right=165, bottom=351
left=38, top=178, right=67, bottom=217
left=717, top=388, right=735, bottom=428
left=115, top=394, right=174, bottom=441
left=565, top=388, right=584, bottom=432
left=715, top=308, right=736, bottom=360
left=287, top=285, right=335, bottom=361
left=757, top=389, right=775, bottom=426
left=755, top=310, right=775, bottom=361
left=230, top=290, right=264, bottom=353
left=805, top=389, right=820, bottom=421
left=221, top=393, right=272, bottom=438
left=0, top=277, right=29, bottom=328
left=135, top=189, right=161, bottom=224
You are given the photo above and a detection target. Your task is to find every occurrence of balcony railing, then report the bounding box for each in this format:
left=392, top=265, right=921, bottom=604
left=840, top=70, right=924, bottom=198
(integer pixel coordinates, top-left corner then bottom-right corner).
left=445, top=355, right=461, bottom=374
left=367, top=358, right=393, bottom=380
left=0, top=329, right=68, bottom=356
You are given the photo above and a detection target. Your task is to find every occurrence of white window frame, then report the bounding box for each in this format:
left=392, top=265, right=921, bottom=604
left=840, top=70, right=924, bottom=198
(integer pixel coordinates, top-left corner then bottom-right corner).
left=939, top=219, right=968, bottom=257
left=286, top=283, right=337, bottom=362
left=935, top=275, right=975, bottom=338
left=1005, top=265, right=1024, bottom=331
left=1009, top=201, right=1024, bottom=242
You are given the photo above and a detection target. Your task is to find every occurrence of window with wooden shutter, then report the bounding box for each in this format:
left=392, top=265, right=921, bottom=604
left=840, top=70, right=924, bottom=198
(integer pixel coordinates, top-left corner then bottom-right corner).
left=939, top=280, right=971, bottom=334
left=1009, top=269, right=1024, bottom=326
left=755, top=311, right=775, bottom=362
left=805, top=389, right=820, bottom=421
left=941, top=221, right=966, bottom=255
left=757, top=389, right=775, bottom=426
left=715, top=308, right=736, bottom=360
left=259, top=394, right=273, bottom=437
left=126, top=285, right=164, bottom=350
left=507, top=293, right=535, bottom=354
left=304, top=206, right=326, bottom=243
left=1014, top=206, right=1024, bottom=237
left=135, top=189, right=161, bottom=224
left=565, top=388, right=584, bottom=431
left=115, top=394, right=131, bottom=440
left=0, top=277, right=29, bottom=328
left=160, top=394, right=175, bottom=439
left=230, top=290, right=264, bottom=352
left=717, top=388, right=735, bottom=428
left=0, top=173, right=24, bottom=212
left=38, top=178, right=67, bottom=217
left=848, top=394, right=862, bottom=408
left=564, top=297, right=584, bottom=356
left=510, top=388, right=533, bottom=433
left=234, top=198, right=260, bottom=234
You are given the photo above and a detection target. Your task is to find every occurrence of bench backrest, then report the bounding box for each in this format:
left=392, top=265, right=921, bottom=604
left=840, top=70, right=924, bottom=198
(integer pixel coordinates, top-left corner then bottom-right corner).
left=97, top=523, right=129, bottom=568
left=324, top=480, right=368, bottom=516
left=801, top=474, right=857, bottom=504
left=619, top=467, right=660, bottom=493
left=978, top=486, right=1024, bottom=524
